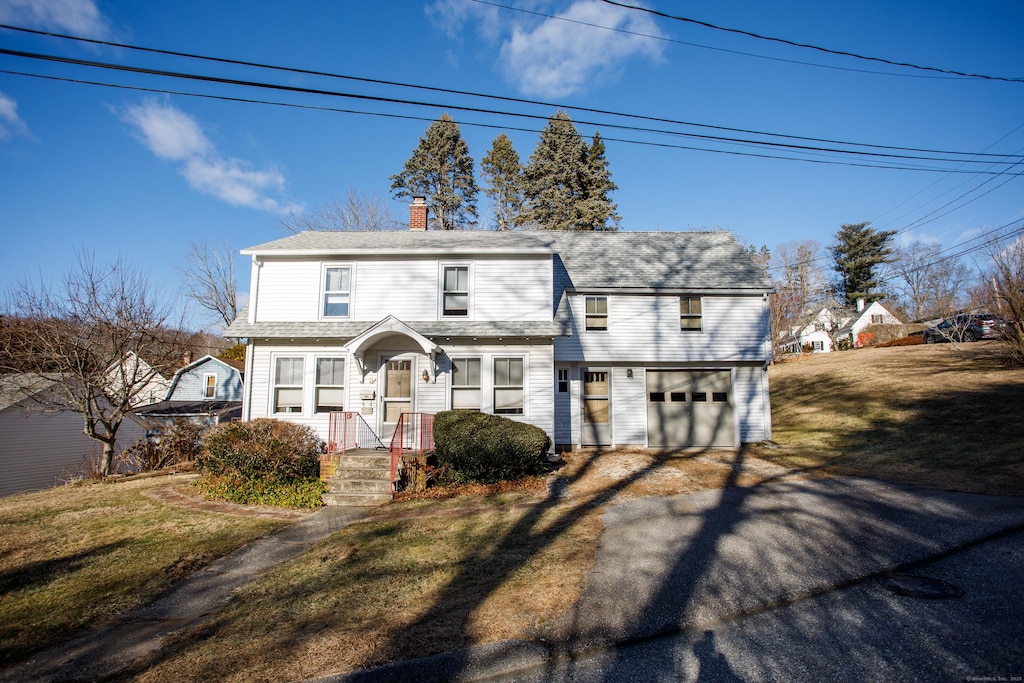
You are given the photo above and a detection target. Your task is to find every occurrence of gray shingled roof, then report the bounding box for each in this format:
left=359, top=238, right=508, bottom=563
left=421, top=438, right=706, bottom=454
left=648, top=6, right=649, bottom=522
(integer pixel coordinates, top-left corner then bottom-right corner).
left=242, top=230, right=771, bottom=291
left=224, top=311, right=568, bottom=340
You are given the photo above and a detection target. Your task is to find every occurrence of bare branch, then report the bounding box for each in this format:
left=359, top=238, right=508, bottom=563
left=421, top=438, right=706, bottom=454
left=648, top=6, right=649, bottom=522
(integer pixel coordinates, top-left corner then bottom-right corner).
left=278, top=189, right=401, bottom=233
left=179, top=242, right=238, bottom=328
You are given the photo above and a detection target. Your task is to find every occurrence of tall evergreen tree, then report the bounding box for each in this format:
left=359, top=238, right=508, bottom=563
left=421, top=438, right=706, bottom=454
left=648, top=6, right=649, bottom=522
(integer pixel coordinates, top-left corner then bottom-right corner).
left=829, top=221, right=896, bottom=306
left=583, top=131, right=620, bottom=230
left=389, top=114, right=478, bottom=230
left=480, top=133, right=525, bottom=231
left=522, top=111, right=619, bottom=231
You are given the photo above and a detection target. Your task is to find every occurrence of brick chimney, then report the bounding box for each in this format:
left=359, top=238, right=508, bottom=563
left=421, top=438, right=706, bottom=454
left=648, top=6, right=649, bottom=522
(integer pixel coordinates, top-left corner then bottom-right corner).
left=410, top=196, right=428, bottom=231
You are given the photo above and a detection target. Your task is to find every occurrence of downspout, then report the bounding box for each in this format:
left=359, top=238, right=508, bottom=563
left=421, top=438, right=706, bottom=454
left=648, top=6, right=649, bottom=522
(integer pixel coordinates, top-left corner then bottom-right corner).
left=762, top=291, right=773, bottom=440
left=242, top=256, right=262, bottom=422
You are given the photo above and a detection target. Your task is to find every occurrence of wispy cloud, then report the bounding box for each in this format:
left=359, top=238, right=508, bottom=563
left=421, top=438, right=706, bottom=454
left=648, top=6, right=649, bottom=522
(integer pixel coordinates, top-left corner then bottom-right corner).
left=0, top=91, right=29, bottom=140
left=0, top=0, right=111, bottom=38
left=427, top=0, right=665, bottom=98
left=121, top=99, right=294, bottom=213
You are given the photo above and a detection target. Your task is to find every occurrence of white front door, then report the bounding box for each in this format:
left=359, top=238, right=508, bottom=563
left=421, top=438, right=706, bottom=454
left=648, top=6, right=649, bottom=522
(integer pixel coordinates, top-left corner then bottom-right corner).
left=380, top=356, right=413, bottom=443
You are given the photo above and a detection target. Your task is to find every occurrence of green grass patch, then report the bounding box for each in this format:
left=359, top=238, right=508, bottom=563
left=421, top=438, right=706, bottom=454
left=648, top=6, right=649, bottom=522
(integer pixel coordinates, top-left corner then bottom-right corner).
left=0, top=476, right=286, bottom=666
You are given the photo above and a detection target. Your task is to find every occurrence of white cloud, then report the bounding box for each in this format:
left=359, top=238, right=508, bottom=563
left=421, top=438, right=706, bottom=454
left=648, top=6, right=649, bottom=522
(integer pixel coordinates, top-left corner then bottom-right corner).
left=0, top=91, right=29, bottom=139
left=0, top=0, right=110, bottom=38
left=500, top=1, right=665, bottom=97
left=121, top=100, right=210, bottom=161
left=121, top=99, right=292, bottom=213
left=428, top=0, right=666, bottom=98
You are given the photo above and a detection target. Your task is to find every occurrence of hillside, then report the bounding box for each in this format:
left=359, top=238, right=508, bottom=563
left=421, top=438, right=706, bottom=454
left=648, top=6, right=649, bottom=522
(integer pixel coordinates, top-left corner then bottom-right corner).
left=754, top=342, right=1024, bottom=495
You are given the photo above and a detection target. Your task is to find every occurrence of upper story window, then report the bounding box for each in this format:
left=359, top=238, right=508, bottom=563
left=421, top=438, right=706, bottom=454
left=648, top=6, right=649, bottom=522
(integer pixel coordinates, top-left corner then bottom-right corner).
left=585, top=296, right=608, bottom=331
left=203, top=373, right=216, bottom=399
left=451, top=357, right=481, bottom=410
left=870, top=314, right=884, bottom=324
left=323, top=266, right=351, bottom=318
left=315, top=357, right=346, bottom=414
left=680, top=296, right=702, bottom=332
left=273, top=357, right=304, bottom=414
left=442, top=265, right=470, bottom=317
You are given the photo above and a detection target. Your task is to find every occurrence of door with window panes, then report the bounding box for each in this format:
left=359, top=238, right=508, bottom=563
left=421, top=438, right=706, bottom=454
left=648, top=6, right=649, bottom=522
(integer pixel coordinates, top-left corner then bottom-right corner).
left=581, top=368, right=612, bottom=446
left=380, top=356, right=413, bottom=442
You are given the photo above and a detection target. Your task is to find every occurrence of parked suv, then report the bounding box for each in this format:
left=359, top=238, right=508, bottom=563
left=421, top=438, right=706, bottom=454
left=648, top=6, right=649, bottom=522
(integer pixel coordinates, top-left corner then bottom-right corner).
left=923, top=313, right=1006, bottom=343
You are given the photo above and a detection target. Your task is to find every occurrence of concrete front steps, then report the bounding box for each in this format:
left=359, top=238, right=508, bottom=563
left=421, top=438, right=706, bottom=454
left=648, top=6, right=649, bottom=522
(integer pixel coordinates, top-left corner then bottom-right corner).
left=321, top=449, right=394, bottom=506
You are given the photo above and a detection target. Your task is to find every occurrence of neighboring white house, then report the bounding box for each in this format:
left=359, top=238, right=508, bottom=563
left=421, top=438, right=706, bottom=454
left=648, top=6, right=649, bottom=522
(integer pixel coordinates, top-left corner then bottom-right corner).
left=225, top=205, right=774, bottom=453
left=0, top=374, right=147, bottom=498
left=786, top=300, right=902, bottom=353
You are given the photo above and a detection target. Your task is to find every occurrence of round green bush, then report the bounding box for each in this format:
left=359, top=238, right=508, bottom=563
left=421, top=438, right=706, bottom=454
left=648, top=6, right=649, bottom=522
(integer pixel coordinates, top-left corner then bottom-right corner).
left=197, top=418, right=324, bottom=481
left=432, top=410, right=550, bottom=484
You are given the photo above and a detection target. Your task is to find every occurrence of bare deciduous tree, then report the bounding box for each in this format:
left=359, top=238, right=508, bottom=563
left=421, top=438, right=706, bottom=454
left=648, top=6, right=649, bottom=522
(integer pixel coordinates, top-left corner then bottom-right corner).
left=179, top=241, right=238, bottom=329
left=986, top=237, right=1024, bottom=362
left=279, top=189, right=401, bottom=233
left=890, top=240, right=971, bottom=321
left=1, top=253, right=197, bottom=476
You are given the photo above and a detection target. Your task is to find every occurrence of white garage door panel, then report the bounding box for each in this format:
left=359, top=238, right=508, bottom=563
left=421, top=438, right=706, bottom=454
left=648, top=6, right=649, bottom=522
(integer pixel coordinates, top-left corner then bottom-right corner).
left=646, top=370, right=734, bottom=448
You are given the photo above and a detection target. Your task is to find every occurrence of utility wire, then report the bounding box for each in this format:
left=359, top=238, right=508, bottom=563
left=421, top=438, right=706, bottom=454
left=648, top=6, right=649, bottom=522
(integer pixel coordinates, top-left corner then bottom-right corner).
left=9, top=67, right=1012, bottom=177
left=600, top=0, right=1024, bottom=84
left=1, top=22, right=1019, bottom=160
left=472, top=0, right=968, bottom=81
left=2, top=46, right=1020, bottom=173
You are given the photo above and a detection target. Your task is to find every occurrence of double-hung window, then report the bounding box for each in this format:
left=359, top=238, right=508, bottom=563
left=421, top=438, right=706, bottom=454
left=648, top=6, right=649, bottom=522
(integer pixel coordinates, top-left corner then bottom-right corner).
left=493, top=357, right=524, bottom=415
left=323, top=266, right=351, bottom=318
left=585, top=296, right=608, bottom=331
left=442, top=265, right=469, bottom=317
left=315, top=357, right=345, bottom=413
left=203, top=373, right=216, bottom=400
left=273, top=357, right=304, bottom=414
left=680, top=296, right=702, bottom=331
left=450, top=357, right=481, bottom=410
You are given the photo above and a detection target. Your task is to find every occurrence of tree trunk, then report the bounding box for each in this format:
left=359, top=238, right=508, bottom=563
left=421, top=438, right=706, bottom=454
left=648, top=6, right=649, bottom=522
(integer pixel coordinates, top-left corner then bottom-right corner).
left=99, top=441, right=115, bottom=477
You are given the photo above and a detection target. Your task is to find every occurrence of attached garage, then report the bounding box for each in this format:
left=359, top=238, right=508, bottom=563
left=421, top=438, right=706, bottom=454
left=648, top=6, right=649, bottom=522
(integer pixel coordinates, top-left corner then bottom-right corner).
left=646, top=369, right=735, bottom=449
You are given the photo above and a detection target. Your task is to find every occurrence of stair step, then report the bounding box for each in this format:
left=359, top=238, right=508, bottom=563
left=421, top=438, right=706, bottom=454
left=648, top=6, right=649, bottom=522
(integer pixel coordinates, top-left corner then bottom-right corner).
left=337, top=467, right=391, bottom=480
left=338, top=455, right=391, bottom=469
left=323, top=491, right=391, bottom=507
left=327, top=478, right=392, bottom=494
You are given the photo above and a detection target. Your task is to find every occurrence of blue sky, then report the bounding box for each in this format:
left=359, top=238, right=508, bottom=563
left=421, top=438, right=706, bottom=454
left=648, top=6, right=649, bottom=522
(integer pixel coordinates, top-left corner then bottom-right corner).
left=1, top=0, right=1023, bottom=328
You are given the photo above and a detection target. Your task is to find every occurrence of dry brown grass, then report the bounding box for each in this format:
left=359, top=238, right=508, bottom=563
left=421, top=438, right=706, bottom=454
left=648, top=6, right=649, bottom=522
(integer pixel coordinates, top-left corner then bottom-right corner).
left=754, top=341, right=1024, bottom=495
left=0, top=475, right=288, bottom=667
left=127, top=447, right=796, bottom=682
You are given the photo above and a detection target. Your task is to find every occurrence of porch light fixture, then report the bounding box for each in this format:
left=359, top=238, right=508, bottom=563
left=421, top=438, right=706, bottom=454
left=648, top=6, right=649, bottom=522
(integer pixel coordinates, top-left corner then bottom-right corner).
left=626, top=369, right=633, bottom=378
left=422, top=369, right=430, bottom=382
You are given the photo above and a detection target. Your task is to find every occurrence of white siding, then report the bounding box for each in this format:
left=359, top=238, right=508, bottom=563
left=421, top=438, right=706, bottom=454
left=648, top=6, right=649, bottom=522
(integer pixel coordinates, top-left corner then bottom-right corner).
left=254, top=254, right=552, bottom=323
left=249, top=340, right=555, bottom=446
left=733, top=364, right=771, bottom=442
left=0, top=407, right=147, bottom=498
left=611, top=366, right=647, bottom=446
left=254, top=259, right=320, bottom=322
left=556, top=293, right=768, bottom=363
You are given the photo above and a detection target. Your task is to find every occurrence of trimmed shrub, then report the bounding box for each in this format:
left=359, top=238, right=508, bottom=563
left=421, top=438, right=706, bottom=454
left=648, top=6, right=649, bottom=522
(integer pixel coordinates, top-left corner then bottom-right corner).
left=433, top=410, right=550, bottom=484
left=197, top=419, right=324, bottom=481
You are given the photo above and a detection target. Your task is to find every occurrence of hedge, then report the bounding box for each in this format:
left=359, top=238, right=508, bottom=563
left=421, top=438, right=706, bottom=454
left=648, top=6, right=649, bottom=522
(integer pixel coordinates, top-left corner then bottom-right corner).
left=433, top=410, right=550, bottom=484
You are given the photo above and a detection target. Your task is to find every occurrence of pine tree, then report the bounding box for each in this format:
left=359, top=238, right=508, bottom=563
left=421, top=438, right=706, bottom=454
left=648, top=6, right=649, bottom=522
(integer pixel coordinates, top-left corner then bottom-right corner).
left=582, top=131, right=620, bottom=230
left=521, top=111, right=592, bottom=231
left=480, top=133, right=525, bottom=231
left=389, top=114, right=478, bottom=230
left=829, top=221, right=896, bottom=306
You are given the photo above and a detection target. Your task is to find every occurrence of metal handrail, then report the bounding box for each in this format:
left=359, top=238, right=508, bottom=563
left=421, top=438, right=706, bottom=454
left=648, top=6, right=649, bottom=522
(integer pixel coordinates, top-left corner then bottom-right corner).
left=389, top=412, right=435, bottom=487
left=327, top=411, right=386, bottom=453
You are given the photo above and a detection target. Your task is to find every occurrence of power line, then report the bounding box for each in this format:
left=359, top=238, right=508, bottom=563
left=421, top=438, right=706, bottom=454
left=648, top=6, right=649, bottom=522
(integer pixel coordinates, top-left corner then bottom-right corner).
left=3, top=46, right=1022, bottom=175
left=1, top=22, right=1020, bottom=161
left=4, top=65, right=1022, bottom=178
left=600, top=0, right=1024, bottom=84
left=471, top=0, right=970, bottom=82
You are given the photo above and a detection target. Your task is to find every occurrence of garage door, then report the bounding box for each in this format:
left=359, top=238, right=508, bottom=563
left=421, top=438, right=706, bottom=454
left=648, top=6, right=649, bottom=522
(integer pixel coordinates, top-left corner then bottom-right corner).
left=646, top=370, right=735, bottom=448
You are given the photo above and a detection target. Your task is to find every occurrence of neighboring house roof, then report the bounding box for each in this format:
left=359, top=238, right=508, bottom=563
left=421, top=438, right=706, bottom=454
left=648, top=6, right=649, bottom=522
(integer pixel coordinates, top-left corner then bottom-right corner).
left=162, top=355, right=244, bottom=400
left=835, top=301, right=902, bottom=337
left=0, top=373, right=60, bottom=413
left=137, top=399, right=241, bottom=420
left=240, top=231, right=773, bottom=292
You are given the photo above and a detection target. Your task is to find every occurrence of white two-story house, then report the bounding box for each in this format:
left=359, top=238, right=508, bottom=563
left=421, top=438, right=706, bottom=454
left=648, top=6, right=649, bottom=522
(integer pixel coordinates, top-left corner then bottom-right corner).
left=226, top=203, right=773, bottom=453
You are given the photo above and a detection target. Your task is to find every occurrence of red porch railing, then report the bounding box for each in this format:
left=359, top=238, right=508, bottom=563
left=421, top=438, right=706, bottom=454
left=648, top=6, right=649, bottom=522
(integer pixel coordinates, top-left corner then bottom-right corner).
left=327, top=411, right=386, bottom=453
left=389, top=412, right=435, bottom=487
